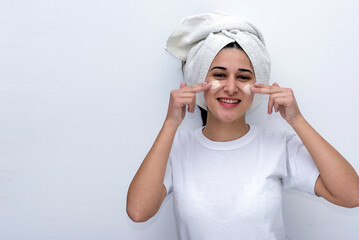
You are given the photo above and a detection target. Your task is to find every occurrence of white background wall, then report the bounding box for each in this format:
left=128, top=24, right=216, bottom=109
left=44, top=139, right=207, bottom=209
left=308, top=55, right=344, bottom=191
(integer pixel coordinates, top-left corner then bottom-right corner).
left=1, top=0, right=358, bottom=239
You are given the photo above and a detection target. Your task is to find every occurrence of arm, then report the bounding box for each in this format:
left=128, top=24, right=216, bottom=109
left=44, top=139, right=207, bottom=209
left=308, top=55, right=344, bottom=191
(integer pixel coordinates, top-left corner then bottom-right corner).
left=126, top=121, right=178, bottom=222
left=126, top=82, right=211, bottom=222
left=290, top=116, right=359, bottom=208
left=291, top=116, right=359, bottom=207
left=251, top=83, right=359, bottom=208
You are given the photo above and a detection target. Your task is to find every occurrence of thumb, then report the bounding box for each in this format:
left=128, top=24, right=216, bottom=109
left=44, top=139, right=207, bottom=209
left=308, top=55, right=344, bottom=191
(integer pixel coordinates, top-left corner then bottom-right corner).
left=272, top=82, right=280, bottom=87
left=180, top=82, right=187, bottom=89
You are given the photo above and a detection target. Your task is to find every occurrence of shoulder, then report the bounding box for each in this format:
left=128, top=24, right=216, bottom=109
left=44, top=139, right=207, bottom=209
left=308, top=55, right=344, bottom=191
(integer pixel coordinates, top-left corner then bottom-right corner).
left=252, top=125, right=299, bottom=151
left=174, top=128, right=198, bottom=142
left=169, top=128, right=200, bottom=161
left=172, top=128, right=200, bottom=149
left=254, top=125, right=290, bottom=141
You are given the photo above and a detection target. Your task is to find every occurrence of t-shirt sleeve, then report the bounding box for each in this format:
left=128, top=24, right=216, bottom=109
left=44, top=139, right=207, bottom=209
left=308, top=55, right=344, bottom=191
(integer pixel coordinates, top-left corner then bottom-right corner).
left=282, top=133, right=320, bottom=196
left=163, top=151, right=173, bottom=196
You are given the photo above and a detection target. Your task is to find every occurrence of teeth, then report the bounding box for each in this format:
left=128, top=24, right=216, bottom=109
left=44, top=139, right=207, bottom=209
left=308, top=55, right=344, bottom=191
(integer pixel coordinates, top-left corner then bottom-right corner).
left=218, top=98, right=240, bottom=104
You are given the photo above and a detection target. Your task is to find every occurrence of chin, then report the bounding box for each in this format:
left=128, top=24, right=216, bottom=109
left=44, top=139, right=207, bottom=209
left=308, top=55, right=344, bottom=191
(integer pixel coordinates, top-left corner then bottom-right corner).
left=206, top=102, right=250, bottom=123
left=218, top=112, right=244, bottom=123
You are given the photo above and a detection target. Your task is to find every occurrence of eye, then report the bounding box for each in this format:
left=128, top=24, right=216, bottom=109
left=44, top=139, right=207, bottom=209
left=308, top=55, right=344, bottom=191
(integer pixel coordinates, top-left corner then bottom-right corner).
left=213, top=73, right=226, bottom=78
left=237, top=75, right=251, bottom=81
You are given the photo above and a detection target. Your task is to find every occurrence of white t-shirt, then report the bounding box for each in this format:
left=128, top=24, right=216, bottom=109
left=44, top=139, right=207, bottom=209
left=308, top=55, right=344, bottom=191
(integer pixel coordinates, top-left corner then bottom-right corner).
left=163, top=124, right=319, bottom=240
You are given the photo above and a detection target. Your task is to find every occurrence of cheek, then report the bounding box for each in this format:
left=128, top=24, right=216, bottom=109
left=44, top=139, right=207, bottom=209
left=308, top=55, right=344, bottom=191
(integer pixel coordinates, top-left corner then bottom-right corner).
left=242, top=77, right=256, bottom=95
left=204, top=88, right=216, bottom=106
left=204, top=79, right=221, bottom=104
left=243, top=84, right=253, bottom=94
left=210, top=80, right=221, bottom=90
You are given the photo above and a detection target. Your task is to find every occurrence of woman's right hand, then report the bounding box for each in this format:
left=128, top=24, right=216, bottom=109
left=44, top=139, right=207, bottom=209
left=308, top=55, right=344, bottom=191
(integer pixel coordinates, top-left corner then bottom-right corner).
left=165, top=82, right=211, bottom=127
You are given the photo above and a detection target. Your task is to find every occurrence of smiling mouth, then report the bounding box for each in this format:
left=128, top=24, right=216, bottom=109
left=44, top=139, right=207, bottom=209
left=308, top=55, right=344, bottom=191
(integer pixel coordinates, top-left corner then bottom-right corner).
left=217, top=98, right=241, bottom=104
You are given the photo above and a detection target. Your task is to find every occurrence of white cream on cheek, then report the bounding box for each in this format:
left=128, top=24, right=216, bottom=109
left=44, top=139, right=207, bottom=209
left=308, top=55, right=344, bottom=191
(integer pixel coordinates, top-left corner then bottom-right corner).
left=243, top=84, right=253, bottom=94
left=210, top=80, right=221, bottom=89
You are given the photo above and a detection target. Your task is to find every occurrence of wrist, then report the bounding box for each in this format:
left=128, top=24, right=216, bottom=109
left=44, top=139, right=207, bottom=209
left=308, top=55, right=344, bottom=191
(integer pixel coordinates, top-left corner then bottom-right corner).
left=163, top=119, right=181, bottom=131
left=288, top=114, right=306, bottom=130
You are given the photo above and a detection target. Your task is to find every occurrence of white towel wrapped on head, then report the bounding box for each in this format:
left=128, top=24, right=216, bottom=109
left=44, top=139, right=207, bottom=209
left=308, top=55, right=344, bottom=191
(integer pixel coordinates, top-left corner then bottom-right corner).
left=165, top=11, right=271, bottom=112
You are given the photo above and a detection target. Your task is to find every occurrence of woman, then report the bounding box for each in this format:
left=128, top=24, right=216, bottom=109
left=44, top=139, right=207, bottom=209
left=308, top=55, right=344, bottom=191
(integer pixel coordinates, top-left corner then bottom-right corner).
left=127, top=12, right=359, bottom=239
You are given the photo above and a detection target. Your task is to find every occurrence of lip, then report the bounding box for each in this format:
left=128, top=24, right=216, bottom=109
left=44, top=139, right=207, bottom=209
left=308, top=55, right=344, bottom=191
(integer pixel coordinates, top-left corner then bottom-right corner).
left=217, top=97, right=241, bottom=109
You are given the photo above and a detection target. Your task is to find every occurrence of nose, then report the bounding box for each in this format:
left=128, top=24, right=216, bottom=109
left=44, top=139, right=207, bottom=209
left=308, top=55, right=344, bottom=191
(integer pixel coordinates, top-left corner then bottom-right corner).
left=223, top=77, right=239, bottom=95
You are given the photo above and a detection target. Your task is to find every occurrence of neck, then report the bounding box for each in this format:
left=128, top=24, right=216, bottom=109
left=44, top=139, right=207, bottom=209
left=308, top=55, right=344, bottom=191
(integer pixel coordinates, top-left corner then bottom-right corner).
left=202, top=113, right=249, bottom=142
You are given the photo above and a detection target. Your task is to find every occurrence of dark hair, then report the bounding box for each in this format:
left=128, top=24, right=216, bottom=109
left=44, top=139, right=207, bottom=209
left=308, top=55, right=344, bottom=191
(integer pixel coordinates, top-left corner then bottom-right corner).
left=198, top=106, right=207, bottom=127
left=223, top=41, right=243, bottom=51
left=183, top=42, right=244, bottom=126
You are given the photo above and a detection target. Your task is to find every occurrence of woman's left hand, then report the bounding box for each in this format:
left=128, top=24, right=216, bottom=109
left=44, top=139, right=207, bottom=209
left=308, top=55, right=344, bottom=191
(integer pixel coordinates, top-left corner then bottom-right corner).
left=251, top=82, right=303, bottom=125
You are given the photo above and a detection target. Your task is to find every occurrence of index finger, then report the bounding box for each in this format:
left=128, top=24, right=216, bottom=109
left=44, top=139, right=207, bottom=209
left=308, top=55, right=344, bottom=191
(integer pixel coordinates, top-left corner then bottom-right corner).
left=183, top=82, right=212, bottom=93
left=251, top=83, right=282, bottom=95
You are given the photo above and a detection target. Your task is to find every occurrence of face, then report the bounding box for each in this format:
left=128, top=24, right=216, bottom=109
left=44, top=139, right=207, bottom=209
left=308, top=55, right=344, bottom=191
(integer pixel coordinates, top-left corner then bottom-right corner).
left=204, top=48, right=255, bottom=123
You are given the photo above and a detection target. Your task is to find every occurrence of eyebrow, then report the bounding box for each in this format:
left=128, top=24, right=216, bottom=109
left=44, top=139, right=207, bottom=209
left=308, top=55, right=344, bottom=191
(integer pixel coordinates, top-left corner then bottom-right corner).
left=210, top=66, right=253, bottom=75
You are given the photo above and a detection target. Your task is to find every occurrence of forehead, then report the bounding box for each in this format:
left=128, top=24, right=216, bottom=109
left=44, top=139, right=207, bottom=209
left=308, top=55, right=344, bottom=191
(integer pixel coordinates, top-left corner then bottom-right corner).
left=210, top=48, right=253, bottom=71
